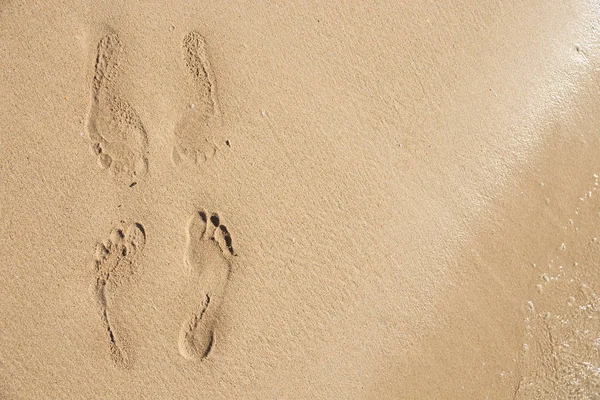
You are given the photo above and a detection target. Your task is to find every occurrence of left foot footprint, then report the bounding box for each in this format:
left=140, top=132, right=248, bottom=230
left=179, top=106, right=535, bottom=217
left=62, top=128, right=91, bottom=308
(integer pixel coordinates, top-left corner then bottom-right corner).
left=172, top=31, right=223, bottom=166
left=91, top=222, right=146, bottom=367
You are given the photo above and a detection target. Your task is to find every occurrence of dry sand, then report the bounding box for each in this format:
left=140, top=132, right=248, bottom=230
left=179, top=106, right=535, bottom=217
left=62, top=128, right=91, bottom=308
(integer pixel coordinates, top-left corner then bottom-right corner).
left=1, top=1, right=600, bottom=398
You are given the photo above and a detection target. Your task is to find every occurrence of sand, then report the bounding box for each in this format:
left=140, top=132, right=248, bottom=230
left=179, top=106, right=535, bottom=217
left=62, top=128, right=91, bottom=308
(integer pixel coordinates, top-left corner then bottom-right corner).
left=1, top=0, right=600, bottom=398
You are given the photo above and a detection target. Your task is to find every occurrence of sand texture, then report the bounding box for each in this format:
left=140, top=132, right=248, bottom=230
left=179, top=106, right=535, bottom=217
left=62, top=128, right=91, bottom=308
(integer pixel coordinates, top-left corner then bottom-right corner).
left=1, top=1, right=600, bottom=399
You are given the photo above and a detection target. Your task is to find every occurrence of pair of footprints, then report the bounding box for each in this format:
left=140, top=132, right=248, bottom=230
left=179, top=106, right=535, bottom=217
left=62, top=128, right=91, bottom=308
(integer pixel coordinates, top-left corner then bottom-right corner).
left=87, top=28, right=229, bottom=365
left=87, top=30, right=221, bottom=181
left=92, top=211, right=234, bottom=366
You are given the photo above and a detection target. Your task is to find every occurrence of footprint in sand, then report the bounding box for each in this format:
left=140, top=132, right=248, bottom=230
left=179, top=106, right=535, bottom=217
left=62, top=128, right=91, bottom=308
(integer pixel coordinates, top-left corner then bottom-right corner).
left=91, top=222, right=146, bottom=367
left=86, top=32, right=149, bottom=182
left=179, top=211, right=234, bottom=360
left=172, top=31, right=223, bottom=166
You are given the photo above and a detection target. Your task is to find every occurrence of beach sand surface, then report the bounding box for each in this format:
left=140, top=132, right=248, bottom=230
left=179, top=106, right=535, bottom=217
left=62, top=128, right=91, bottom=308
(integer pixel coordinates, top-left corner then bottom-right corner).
left=1, top=1, right=600, bottom=398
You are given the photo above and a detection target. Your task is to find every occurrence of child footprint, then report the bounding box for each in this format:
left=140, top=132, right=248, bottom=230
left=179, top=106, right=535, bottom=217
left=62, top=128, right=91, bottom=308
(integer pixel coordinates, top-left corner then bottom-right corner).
left=86, top=31, right=149, bottom=182
left=172, top=31, right=223, bottom=166
left=91, top=222, right=146, bottom=367
left=179, top=211, right=234, bottom=360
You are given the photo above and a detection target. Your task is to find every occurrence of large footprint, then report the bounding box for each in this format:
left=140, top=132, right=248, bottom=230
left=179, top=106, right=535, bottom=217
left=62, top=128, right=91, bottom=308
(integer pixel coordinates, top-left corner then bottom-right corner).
left=179, top=211, right=234, bottom=360
left=86, top=32, right=149, bottom=182
left=92, top=222, right=146, bottom=367
left=172, top=31, right=223, bottom=166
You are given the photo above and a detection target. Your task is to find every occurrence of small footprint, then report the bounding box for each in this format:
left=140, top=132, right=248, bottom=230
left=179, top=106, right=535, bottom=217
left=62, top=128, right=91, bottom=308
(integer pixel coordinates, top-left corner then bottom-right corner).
left=172, top=31, right=223, bottom=166
left=91, top=222, right=146, bottom=367
left=86, top=32, right=149, bottom=182
left=179, top=211, right=234, bottom=360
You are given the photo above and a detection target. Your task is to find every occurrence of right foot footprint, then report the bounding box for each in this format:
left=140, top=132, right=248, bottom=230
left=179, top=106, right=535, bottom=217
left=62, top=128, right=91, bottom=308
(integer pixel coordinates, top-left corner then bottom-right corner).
left=86, top=32, right=149, bottom=182
left=92, top=222, right=146, bottom=367
left=179, top=211, right=234, bottom=360
left=172, top=31, right=222, bottom=166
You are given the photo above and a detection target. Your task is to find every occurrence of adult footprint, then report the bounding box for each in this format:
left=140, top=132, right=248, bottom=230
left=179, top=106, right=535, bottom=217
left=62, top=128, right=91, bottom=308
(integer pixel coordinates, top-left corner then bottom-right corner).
left=172, top=31, right=223, bottom=166
left=179, top=211, right=234, bottom=360
left=92, top=222, right=146, bottom=367
left=86, top=32, right=149, bottom=182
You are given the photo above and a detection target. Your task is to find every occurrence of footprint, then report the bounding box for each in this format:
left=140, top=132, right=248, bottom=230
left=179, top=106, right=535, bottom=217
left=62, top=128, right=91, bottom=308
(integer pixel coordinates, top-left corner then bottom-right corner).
left=86, top=32, right=149, bottom=182
left=179, top=211, right=234, bottom=360
left=172, top=31, right=223, bottom=166
left=91, top=222, right=146, bottom=367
